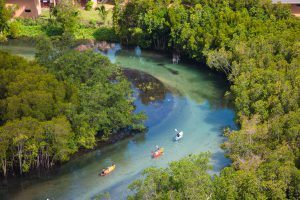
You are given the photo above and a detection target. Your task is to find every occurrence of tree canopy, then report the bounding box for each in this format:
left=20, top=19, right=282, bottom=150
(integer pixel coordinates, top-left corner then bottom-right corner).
left=115, top=0, right=300, bottom=199
left=0, top=46, right=146, bottom=176
left=47, top=0, right=80, bottom=37
left=0, top=0, right=13, bottom=41
left=0, top=51, right=76, bottom=176
left=128, top=153, right=213, bottom=200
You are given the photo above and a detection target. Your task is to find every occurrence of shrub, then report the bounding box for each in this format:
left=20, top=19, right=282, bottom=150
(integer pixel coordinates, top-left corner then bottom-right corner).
left=49, top=0, right=79, bottom=36
left=90, top=20, right=98, bottom=28
left=17, top=18, right=47, bottom=26
left=43, top=19, right=63, bottom=36
left=93, top=27, right=118, bottom=42
left=74, top=27, right=95, bottom=39
left=85, top=0, right=94, bottom=11
left=18, top=25, right=44, bottom=37
left=15, top=18, right=45, bottom=38
left=96, top=5, right=107, bottom=22
left=8, top=21, right=21, bottom=38
left=0, top=32, right=8, bottom=42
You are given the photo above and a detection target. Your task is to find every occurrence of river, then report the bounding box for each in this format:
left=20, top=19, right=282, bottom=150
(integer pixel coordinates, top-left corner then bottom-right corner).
left=0, top=43, right=235, bottom=200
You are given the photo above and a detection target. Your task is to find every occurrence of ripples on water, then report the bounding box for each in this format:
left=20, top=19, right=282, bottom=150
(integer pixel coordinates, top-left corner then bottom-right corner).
left=0, top=43, right=236, bottom=200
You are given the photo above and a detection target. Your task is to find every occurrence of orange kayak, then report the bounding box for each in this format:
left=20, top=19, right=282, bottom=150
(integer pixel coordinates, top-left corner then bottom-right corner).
left=100, top=164, right=116, bottom=176
left=152, top=148, right=164, bottom=158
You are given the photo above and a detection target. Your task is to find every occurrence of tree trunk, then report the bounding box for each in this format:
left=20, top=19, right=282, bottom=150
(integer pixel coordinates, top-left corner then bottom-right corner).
left=37, top=153, right=40, bottom=168
left=46, top=153, right=50, bottom=169
left=17, top=145, right=23, bottom=175
left=1, top=158, right=7, bottom=177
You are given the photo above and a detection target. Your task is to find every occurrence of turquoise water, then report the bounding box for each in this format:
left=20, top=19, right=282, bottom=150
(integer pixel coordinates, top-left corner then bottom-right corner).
left=0, top=44, right=235, bottom=200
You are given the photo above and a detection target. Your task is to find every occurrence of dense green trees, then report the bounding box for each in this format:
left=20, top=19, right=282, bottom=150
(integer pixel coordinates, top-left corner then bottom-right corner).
left=47, top=0, right=80, bottom=37
left=0, top=0, right=13, bottom=40
left=0, top=51, right=77, bottom=176
left=44, top=50, right=146, bottom=146
left=35, top=37, right=146, bottom=145
left=0, top=0, right=298, bottom=198
left=128, top=153, right=213, bottom=199
left=115, top=0, right=300, bottom=199
left=1, top=1, right=126, bottom=177
left=0, top=45, right=145, bottom=176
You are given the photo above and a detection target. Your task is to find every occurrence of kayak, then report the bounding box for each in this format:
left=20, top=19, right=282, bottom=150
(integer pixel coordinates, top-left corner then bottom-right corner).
left=100, top=164, right=116, bottom=176
left=175, top=131, right=183, bottom=141
left=152, top=148, right=164, bottom=158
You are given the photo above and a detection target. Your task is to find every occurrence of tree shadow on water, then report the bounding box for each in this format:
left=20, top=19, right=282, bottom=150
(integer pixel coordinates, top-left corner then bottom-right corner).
left=203, top=108, right=236, bottom=131
left=210, top=151, right=231, bottom=173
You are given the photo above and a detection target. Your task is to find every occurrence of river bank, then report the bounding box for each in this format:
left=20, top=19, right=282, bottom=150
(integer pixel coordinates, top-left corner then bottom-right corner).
left=0, top=42, right=235, bottom=200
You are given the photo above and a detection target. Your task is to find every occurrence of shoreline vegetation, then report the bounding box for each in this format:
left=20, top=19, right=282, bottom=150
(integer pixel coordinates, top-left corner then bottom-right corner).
left=112, top=0, right=300, bottom=199
left=0, top=0, right=146, bottom=179
left=0, top=46, right=147, bottom=177
left=0, top=0, right=299, bottom=199
left=0, top=1, right=148, bottom=176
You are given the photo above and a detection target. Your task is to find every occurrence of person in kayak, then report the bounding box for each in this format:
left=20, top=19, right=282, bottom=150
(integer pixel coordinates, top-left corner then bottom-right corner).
left=155, top=145, right=160, bottom=151
left=100, top=164, right=116, bottom=176
left=101, top=168, right=106, bottom=176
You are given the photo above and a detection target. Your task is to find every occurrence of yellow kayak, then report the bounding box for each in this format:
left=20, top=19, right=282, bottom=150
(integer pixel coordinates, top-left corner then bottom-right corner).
left=100, top=164, right=116, bottom=176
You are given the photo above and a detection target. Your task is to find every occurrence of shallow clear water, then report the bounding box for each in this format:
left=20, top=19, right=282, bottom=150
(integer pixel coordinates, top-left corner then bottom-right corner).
left=0, top=44, right=235, bottom=200
left=0, top=41, right=35, bottom=60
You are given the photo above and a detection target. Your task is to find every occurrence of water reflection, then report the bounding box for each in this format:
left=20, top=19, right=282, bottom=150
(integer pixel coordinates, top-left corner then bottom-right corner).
left=0, top=40, right=35, bottom=60
left=134, top=46, right=141, bottom=57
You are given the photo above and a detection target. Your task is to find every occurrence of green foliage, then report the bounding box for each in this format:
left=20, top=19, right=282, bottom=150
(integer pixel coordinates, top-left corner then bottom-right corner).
left=16, top=19, right=44, bottom=37
left=85, top=0, right=94, bottom=11
left=91, top=192, right=111, bottom=200
left=113, top=0, right=170, bottom=48
left=49, top=50, right=146, bottom=143
left=35, top=36, right=146, bottom=147
left=93, top=27, right=118, bottom=42
left=47, top=0, right=79, bottom=37
left=8, top=20, right=21, bottom=39
left=74, top=27, right=95, bottom=39
left=116, top=0, right=300, bottom=199
left=0, top=51, right=77, bottom=176
left=213, top=167, right=266, bottom=200
left=0, top=0, right=13, bottom=41
left=7, top=2, right=113, bottom=40
left=96, top=5, right=108, bottom=22
left=0, top=37, right=146, bottom=176
left=128, top=153, right=213, bottom=199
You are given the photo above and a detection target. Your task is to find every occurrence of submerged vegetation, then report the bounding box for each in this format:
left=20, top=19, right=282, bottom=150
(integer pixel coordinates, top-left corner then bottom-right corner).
left=113, top=0, right=300, bottom=199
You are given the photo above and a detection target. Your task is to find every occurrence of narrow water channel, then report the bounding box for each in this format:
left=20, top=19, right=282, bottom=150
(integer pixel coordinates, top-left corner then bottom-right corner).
left=0, top=44, right=235, bottom=200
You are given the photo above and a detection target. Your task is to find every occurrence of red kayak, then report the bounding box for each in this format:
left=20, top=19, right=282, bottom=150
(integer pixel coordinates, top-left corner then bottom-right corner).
left=152, top=148, right=164, bottom=158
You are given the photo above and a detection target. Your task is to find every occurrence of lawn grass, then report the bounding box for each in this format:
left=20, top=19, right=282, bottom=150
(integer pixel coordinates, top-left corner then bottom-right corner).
left=40, top=8, right=51, bottom=19
left=79, top=5, right=113, bottom=27
left=41, top=5, right=113, bottom=26
left=15, top=5, right=114, bottom=40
